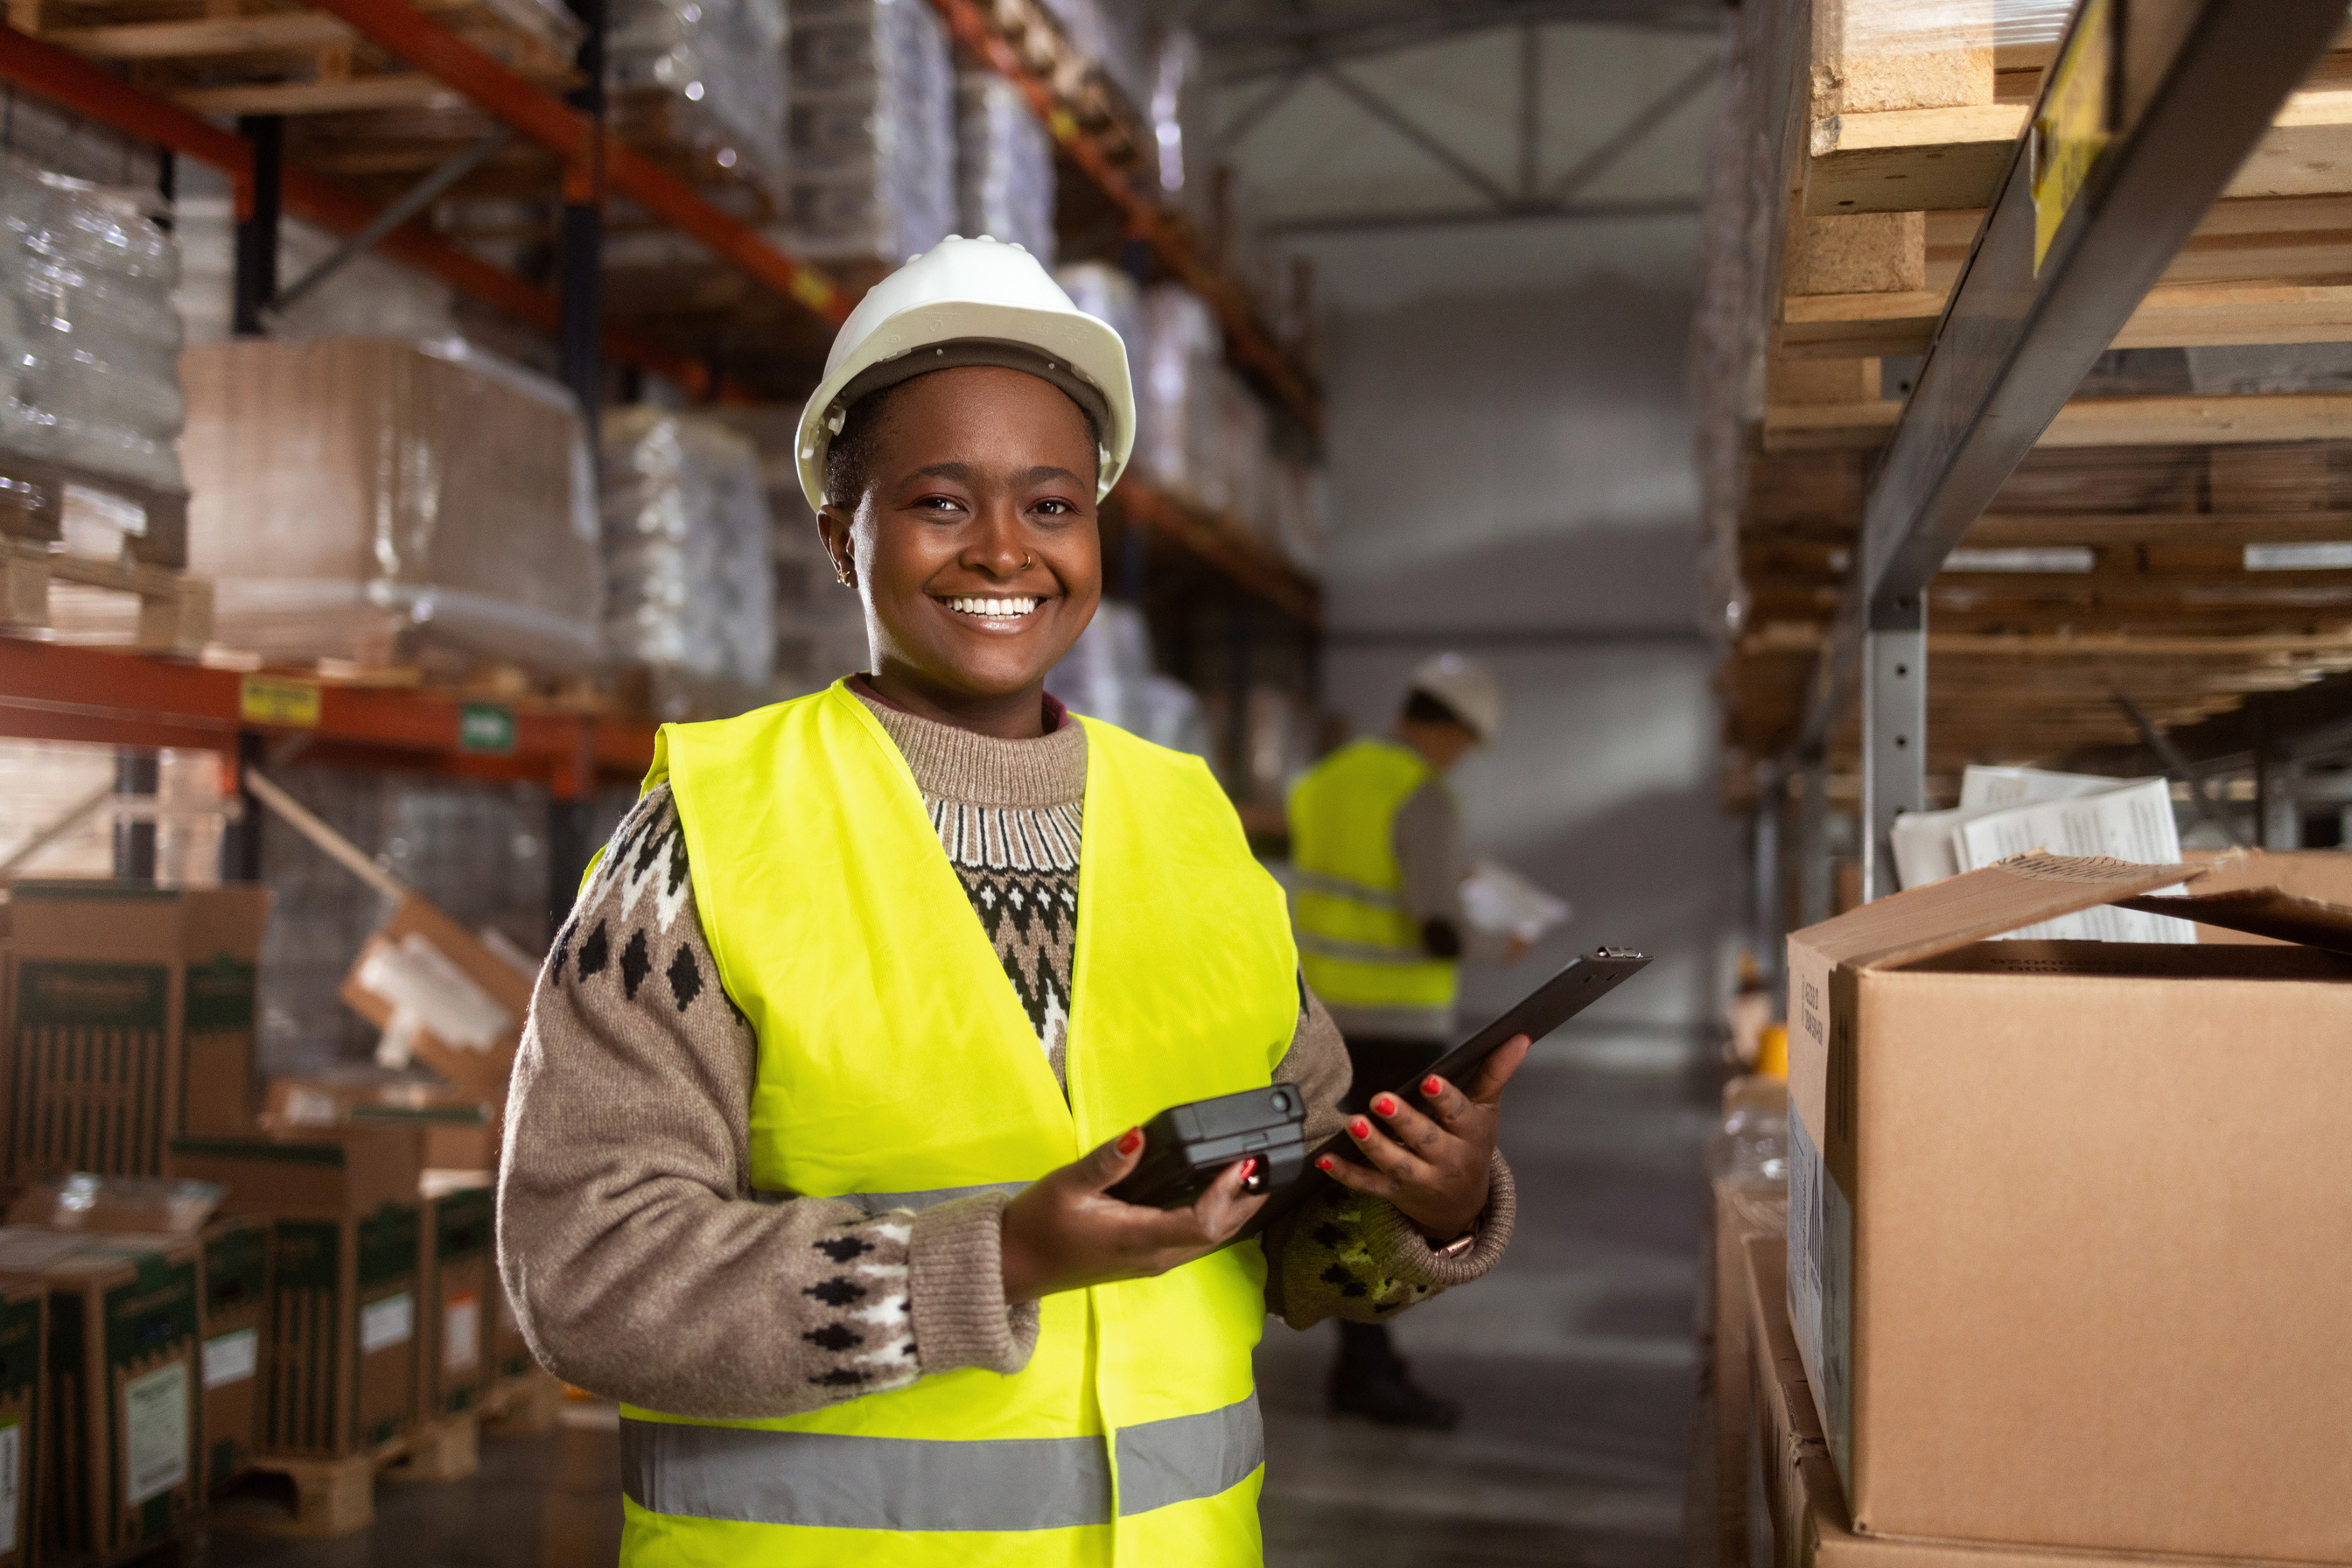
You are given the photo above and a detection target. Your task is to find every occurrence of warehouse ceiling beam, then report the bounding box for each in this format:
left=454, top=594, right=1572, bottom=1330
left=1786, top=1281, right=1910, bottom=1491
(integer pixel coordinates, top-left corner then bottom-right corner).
left=1314, top=60, right=1516, bottom=210
left=1777, top=0, right=2346, bottom=899
left=269, top=124, right=513, bottom=319
left=0, top=19, right=703, bottom=389
left=298, top=0, right=851, bottom=328
left=1544, top=55, right=1716, bottom=205
left=1268, top=195, right=1698, bottom=234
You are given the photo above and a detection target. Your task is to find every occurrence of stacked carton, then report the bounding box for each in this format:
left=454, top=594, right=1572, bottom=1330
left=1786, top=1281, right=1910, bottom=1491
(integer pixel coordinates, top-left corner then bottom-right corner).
left=169, top=1128, right=424, bottom=1460
left=4, top=882, right=270, bottom=1180
left=1771, top=850, right=2352, bottom=1566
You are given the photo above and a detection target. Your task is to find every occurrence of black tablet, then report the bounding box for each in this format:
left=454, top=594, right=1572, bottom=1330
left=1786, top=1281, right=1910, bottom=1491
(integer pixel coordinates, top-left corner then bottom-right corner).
left=1240, top=947, right=1652, bottom=1231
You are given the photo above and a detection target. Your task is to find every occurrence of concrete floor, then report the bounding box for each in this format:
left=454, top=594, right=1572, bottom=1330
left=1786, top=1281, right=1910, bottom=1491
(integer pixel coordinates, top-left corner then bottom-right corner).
left=213, top=1051, right=1713, bottom=1568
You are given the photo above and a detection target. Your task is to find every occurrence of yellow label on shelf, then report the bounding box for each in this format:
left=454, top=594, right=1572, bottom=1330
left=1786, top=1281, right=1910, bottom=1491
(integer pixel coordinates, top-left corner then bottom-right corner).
left=2032, top=0, right=2111, bottom=272
left=238, top=676, right=321, bottom=729
left=1048, top=108, right=1079, bottom=146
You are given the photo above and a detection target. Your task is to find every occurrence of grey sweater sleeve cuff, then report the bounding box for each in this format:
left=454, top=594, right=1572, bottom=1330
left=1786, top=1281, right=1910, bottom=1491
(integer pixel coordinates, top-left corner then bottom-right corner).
left=907, top=1192, right=1040, bottom=1376
left=1362, top=1150, right=1517, bottom=1290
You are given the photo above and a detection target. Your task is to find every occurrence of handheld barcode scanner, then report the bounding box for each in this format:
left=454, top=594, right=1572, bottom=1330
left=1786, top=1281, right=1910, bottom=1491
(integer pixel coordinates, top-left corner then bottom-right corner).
left=1108, top=948, right=1653, bottom=1217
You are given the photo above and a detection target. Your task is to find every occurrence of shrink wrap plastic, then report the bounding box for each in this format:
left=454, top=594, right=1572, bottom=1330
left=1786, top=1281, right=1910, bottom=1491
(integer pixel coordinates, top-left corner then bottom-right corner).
left=1045, top=600, right=1209, bottom=759
left=1147, top=28, right=1209, bottom=221
left=784, top=0, right=955, bottom=263
left=1133, top=284, right=1220, bottom=502
left=178, top=337, right=601, bottom=675
left=609, top=0, right=790, bottom=199
left=0, top=740, right=225, bottom=886
left=600, top=408, right=775, bottom=696
left=254, top=766, right=550, bottom=1078
left=0, top=158, right=184, bottom=492
left=956, top=71, right=1056, bottom=264
left=700, top=403, right=868, bottom=697
left=1054, top=262, right=1140, bottom=359
left=1034, top=0, right=1151, bottom=116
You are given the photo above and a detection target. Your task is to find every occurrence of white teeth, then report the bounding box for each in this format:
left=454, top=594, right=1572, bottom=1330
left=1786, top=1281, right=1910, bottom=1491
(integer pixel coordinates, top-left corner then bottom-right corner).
left=949, top=596, right=1039, bottom=618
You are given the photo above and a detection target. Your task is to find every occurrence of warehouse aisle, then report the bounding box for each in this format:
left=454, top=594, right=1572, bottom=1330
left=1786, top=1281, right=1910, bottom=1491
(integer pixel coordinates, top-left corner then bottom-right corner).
left=1256, top=1051, right=1712, bottom=1568
left=212, top=1046, right=1710, bottom=1568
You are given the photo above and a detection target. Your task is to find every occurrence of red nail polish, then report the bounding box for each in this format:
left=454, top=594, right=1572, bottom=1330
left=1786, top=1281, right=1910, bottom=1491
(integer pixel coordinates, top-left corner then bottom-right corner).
left=1240, top=1157, right=1258, bottom=1180
left=1372, top=1094, right=1398, bottom=1117
left=1349, top=1116, right=1371, bottom=1139
left=1422, top=1075, right=1444, bottom=1097
left=1317, top=1156, right=1334, bottom=1172
left=1117, top=1127, right=1143, bottom=1155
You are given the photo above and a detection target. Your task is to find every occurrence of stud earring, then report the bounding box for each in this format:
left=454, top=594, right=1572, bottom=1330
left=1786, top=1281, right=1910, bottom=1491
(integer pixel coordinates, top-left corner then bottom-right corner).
left=835, top=564, right=853, bottom=587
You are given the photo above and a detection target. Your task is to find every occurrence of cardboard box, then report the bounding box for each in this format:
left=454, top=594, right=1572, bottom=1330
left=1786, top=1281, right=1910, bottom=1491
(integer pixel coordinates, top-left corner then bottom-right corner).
left=198, top=1214, right=268, bottom=1493
left=0, top=1273, right=43, bottom=1567
left=2179, top=849, right=2352, bottom=944
left=1783, top=853, right=2352, bottom=1560
left=0, top=1229, right=202, bottom=1562
left=263, top=1077, right=499, bottom=1172
left=1744, top=1237, right=2288, bottom=1568
left=339, top=897, right=534, bottom=1102
left=6, top=883, right=270, bottom=1180
left=422, top=1182, right=490, bottom=1418
left=167, top=1130, right=422, bottom=1459
left=1705, top=1110, right=1789, bottom=1568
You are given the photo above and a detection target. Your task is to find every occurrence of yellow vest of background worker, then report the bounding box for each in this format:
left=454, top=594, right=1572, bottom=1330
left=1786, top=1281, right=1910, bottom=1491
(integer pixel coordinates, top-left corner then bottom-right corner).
left=1286, top=738, right=1458, bottom=1036
left=615, top=681, right=1300, bottom=1568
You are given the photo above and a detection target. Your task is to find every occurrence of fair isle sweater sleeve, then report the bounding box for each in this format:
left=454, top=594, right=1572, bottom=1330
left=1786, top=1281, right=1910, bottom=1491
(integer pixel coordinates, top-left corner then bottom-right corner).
left=496, top=786, right=1039, bottom=1422
left=1261, top=986, right=1517, bottom=1329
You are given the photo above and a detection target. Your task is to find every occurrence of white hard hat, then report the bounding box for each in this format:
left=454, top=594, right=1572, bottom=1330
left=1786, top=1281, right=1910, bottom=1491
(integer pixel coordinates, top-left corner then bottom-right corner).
left=794, top=235, right=1136, bottom=513
left=1409, top=653, right=1502, bottom=743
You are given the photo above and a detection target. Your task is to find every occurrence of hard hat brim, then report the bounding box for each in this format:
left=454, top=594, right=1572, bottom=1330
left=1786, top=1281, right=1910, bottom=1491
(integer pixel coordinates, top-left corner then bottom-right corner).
left=794, top=299, right=1136, bottom=514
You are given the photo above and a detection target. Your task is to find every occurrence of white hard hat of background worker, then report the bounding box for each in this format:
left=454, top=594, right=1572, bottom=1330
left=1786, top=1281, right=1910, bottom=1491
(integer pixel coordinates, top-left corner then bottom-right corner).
left=794, top=235, right=1137, bottom=514
left=1407, top=652, right=1502, bottom=744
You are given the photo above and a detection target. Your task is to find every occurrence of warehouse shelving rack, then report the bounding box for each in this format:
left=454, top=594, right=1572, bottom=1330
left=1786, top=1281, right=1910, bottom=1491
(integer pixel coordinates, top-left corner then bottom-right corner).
left=0, top=0, right=1330, bottom=904
left=1712, top=0, right=2352, bottom=986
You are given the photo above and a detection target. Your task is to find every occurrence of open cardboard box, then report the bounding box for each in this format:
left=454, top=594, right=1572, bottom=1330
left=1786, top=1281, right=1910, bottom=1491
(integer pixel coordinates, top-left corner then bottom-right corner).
left=1784, top=851, right=2352, bottom=1563
left=339, top=896, right=535, bottom=1102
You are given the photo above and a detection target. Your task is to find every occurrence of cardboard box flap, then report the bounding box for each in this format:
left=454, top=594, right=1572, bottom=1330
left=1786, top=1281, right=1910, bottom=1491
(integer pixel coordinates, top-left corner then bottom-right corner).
left=1789, top=852, right=2205, bottom=970
left=2114, top=886, right=2352, bottom=956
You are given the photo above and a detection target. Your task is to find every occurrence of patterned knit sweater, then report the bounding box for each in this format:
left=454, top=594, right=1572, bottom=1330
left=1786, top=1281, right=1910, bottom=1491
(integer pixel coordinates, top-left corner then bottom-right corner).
left=496, top=688, right=1515, bottom=1421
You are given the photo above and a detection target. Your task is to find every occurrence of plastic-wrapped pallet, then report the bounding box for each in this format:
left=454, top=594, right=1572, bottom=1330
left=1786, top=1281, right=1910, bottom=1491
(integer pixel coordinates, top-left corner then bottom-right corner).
left=0, top=740, right=226, bottom=885
left=608, top=0, right=790, bottom=200
left=1045, top=600, right=1208, bottom=759
left=1036, top=0, right=1151, bottom=116
left=1147, top=27, right=1209, bottom=225
left=0, top=156, right=185, bottom=494
left=601, top=408, right=776, bottom=717
left=1132, top=284, right=1220, bottom=504
left=784, top=0, right=955, bottom=264
left=956, top=70, right=1055, bottom=264
left=178, top=337, right=601, bottom=676
left=1206, top=367, right=1270, bottom=528
left=1267, top=457, right=1326, bottom=574
left=1053, top=262, right=1138, bottom=363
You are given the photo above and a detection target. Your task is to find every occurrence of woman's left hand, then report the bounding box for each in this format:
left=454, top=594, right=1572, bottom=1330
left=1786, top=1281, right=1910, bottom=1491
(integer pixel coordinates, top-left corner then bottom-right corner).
left=1317, top=1032, right=1530, bottom=1242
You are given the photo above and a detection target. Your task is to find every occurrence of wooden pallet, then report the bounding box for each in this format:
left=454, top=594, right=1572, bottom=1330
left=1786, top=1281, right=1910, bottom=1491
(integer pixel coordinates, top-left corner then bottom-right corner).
left=1, top=537, right=213, bottom=656
left=478, top=1367, right=564, bottom=1436
left=22, top=0, right=581, bottom=117
left=213, top=1410, right=482, bottom=1540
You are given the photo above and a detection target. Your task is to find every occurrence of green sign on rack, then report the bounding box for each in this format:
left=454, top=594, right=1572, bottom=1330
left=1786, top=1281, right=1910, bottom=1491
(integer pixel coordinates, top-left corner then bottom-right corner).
left=458, top=703, right=516, bottom=755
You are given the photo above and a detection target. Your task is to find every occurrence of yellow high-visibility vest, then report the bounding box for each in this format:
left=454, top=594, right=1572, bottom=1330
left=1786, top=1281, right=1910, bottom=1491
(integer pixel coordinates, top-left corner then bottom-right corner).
left=1285, top=738, right=1457, bottom=1038
left=620, top=681, right=1299, bottom=1568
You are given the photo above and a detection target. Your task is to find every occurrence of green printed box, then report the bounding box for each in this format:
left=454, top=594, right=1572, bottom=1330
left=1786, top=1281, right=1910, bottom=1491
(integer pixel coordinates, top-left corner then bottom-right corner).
left=199, top=1214, right=270, bottom=1492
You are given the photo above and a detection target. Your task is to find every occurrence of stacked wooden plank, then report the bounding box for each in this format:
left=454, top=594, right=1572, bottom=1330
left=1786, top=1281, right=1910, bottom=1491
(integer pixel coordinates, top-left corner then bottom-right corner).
left=1705, top=0, right=2352, bottom=797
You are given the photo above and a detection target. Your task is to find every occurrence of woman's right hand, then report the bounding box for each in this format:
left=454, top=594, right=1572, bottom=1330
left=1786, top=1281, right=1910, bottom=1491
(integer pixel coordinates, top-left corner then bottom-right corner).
left=999, top=1128, right=1267, bottom=1305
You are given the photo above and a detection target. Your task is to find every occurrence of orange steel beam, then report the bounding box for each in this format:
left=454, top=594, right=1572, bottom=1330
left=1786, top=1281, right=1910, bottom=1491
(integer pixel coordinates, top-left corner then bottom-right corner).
left=1113, top=480, right=1321, bottom=627
left=924, top=0, right=1321, bottom=436
left=302, top=0, right=852, bottom=326
left=0, top=22, right=706, bottom=390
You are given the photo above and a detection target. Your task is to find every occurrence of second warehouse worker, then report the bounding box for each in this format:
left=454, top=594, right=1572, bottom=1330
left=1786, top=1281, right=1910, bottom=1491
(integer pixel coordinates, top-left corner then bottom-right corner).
left=1289, top=654, right=1530, bottom=1428
left=500, top=239, right=1525, bottom=1567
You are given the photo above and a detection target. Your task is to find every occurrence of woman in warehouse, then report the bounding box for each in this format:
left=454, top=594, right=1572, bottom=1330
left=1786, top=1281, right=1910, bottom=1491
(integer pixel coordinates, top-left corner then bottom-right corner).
left=499, top=236, right=1525, bottom=1567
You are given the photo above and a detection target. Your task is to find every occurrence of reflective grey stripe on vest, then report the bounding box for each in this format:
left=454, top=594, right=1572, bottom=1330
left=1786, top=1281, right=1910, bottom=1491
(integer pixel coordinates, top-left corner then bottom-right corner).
left=1113, top=1394, right=1264, bottom=1516
left=1293, top=928, right=1432, bottom=967
left=1286, top=867, right=1403, bottom=910
left=751, top=1180, right=1029, bottom=1214
left=621, top=1394, right=1263, bottom=1531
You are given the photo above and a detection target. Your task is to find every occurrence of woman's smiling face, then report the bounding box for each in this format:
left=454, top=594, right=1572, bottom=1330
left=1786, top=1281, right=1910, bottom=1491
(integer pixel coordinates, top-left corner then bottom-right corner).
left=819, top=365, right=1102, bottom=731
